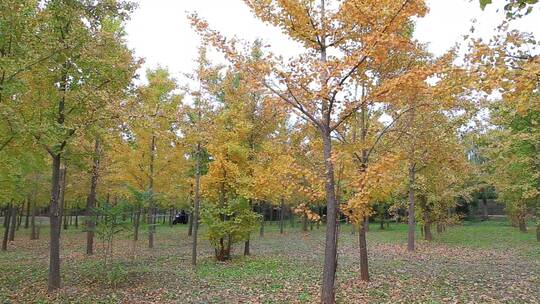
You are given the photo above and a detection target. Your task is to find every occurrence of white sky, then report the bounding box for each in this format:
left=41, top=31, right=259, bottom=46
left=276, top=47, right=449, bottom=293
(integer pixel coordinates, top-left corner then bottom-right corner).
left=125, top=0, right=540, bottom=82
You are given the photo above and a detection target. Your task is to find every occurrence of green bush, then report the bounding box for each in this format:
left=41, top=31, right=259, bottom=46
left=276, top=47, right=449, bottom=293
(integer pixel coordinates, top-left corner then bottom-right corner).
left=200, top=197, right=261, bottom=261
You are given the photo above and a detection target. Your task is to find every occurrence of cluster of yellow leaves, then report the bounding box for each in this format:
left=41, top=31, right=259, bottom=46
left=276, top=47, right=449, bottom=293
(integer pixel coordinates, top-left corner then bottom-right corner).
left=293, top=203, right=322, bottom=222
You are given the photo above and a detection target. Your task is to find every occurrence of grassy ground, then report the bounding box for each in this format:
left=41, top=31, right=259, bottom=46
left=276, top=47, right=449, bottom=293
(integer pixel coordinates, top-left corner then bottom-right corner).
left=1, top=219, right=539, bottom=303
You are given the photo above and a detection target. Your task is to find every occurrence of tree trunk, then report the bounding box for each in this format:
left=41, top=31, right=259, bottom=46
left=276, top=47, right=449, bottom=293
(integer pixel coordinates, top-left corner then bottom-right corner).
left=31, top=200, right=38, bottom=240
left=260, top=204, right=265, bottom=237
left=8, top=206, right=17, bottom=241
left=191, top=142, right=202, bottom=266
left=17, top=207, right=22, bottom=230
left=244, top=200, right=254, bottom=255
left=244, top=236, right=250, bottom=256
left=437, top=223, right=443, bottom=234
left=302, top=215, right=308, bottom=232
left=63, top=210, right=69, bottom=230
left=48, top=154, right=62, bottom=291
left=358, top=220, right=369, bottom=282
left=148, top=135, right=156, bottom=249
left=536, top=225, right=540, bottom=242
left=86, top=138, right=101, bottom=255
left=133, top=207, right=141, bottom=241
left=480, top=188, right=489, bottom=220
left=518, top=217, right=527, bottom=232
left=289, top=208, right=294, bottom=228
left=24, top=199, right=30, bottom=229
left=424, top=224, right=433, bottom=241
left=321, top=131, right=339, bottom=304
left=424, top=210, right=432, bottom=241
left=279, top=198, right=285, bottom=234
left=2, top=206, right=11, bottom=251
left=407, top=164, right=416, bottom=252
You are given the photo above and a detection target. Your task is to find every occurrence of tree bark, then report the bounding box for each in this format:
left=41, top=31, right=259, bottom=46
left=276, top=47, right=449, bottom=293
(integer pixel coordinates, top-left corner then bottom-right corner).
left=191, top=142, right=202, bottom=266
left=2, top=206, right=11, bottom=251
left=407, top=164, right=416, bottom=252
left=536, top=225, right=540, bottom=242
left=57, top=167, right=67, bottom=238
left=244, top=237, right=250, bottom=256
left=133, top=207, right=141, bottom=241
left=321, top=130, right=339, bottom=304
left=31, top=200, right=38, bottom=240
left=260, top=204, right=265, bottom=237
left=48, top=154, right=62, bottom=291
left=518, top=216, right=527, bottom=232
left=86, top=138, right=101, bottom=255
left=279, top=198, right=285, bottom=234
left=424, top=210, right=432, bottom=241
left=25, top=199, right=30, bottom=229
left=63, top=209, right=69, bottom=230
left=480, top=188, right=489, bottom=220
left=358, top=220, right=369, bottom=282
left=148, top=135, right=156, bottom=249
left=436, top=223, right=443, bottom=234
left=8, top=206, right=17, bottom=241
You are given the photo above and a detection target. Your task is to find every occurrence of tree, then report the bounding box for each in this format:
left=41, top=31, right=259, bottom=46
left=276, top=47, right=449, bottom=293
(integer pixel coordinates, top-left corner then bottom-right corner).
left=191, top=1, right=431, bottom=301
left=114, top=68, right=182, bottom=248
left=11, top=0, right=136, bottom=290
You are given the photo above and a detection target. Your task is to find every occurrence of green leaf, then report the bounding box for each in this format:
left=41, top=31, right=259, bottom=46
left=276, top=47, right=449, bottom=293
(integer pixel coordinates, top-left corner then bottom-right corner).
left=480, top=0, right=493, bottom=10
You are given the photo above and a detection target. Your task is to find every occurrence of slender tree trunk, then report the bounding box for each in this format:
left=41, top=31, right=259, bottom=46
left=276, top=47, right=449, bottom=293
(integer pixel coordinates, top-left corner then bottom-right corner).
left=8, top=206, right=17, bottom=241
left=48, top=154, right=62, bottom=291
left=536, top=224, right=540, bottom=242
left=302, top=215, right=308, bottom=232
left=289, top=207, right=294, bottom=228
left=133, top=207, right=141, bottom=241
left=74, top=212, right=78, bottom=229
left=2, top=206, right=11, bottom=251
left=279, top=198, right=285, bottom=234
left=17, top=207, right=22, bottom=230
left=358, top=219, right=369, bottom=282
left=424, top=209, right=432, bottom=241
left=86, top=138, right=101, bottom=255
left=57, top=166, right=67, bottom=238
left=148, top=135, right=156, bottom=249
left=191, top=142, right=202, bottom=266
left=321, top=131, right=339, bottom=304
left=24, top=199, right=30, bottom=229
left=31, top=200, right=38, bottom=240
left=407, top=164, right=416, bottom=252
left=518, top=216, right=527, bottom=232
left=260, top=204, right=265, bottom=237
left=480, top=188, right=489, bottom=220
left=437, top=223, right=443, bottom=234
left=63, top=209, right=69, bottom=230
left=244, top=237, right=250, bottom=256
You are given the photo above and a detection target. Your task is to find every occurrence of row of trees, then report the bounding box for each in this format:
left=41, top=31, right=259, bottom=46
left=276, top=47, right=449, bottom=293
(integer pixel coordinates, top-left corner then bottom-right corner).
left=1, top=1, right=538, bottom=303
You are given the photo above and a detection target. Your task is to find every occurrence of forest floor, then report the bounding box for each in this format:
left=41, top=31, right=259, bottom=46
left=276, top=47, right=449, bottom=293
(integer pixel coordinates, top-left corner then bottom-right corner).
left=1, top=219, right=539, bottom=304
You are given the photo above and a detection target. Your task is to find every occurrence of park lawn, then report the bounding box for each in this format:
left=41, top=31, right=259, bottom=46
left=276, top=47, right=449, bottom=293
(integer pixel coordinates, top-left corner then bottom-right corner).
left=0, top=219, right=539, bottom=303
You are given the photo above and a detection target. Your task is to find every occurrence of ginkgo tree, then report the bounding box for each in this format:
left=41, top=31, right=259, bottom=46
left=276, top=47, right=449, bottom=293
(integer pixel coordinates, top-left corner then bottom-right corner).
left=190, top=1, right=436, bottom=301
left=112, top=68, right=182, bottom=249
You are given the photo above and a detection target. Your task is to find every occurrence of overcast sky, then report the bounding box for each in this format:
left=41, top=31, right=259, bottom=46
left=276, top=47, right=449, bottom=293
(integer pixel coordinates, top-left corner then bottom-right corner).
left=125, top=0, right=540, bottom=82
